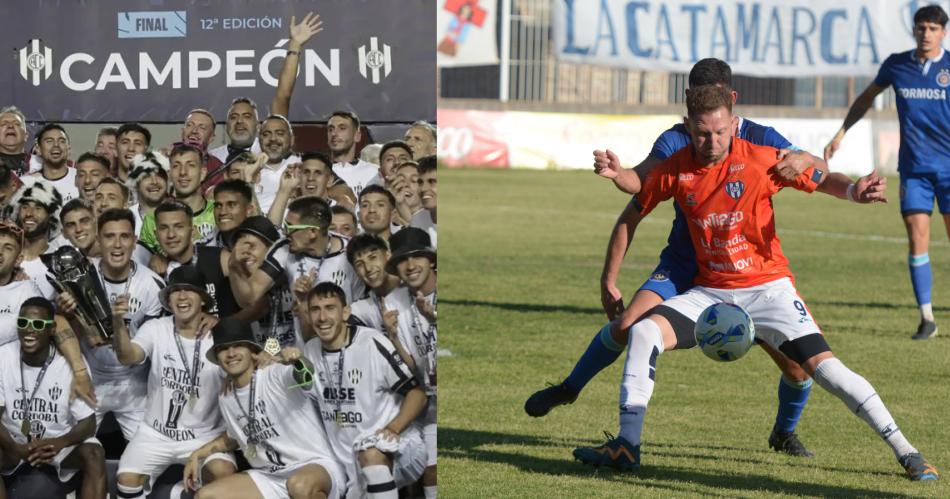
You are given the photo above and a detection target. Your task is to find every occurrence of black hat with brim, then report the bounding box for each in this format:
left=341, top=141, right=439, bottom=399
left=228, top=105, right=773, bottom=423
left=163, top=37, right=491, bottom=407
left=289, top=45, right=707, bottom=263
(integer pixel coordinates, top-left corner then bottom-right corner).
left=207, top=316, right=262, bottom=365
left=229, top=215, right=281, bottom=248
left=385, top=226, right=436, bottom=275
left=159, top=265, right=215, bottom=312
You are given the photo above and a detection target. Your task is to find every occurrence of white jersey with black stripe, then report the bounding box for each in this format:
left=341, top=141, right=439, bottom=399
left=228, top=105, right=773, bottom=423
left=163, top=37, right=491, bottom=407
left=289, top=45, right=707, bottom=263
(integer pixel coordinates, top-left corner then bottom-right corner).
left=265, top=235, right=366, bottom=304
left=82, top=260, right=165, bottom=384
left=332, top=160, right=382, bottom=199
left=218, top=364, right=337, bottom=473
left=132, top=316, right=225, bottom=441
left=303, top=326, right=418, bottom=471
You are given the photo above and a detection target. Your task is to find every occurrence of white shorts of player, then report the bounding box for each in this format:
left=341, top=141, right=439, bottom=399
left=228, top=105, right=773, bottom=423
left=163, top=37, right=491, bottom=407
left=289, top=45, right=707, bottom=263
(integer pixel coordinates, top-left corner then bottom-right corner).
left=117, top=425, right=236, bottom=494
left=663, top=277, right=822, bottom=349
left=1, top=436, right=100, bottom=483
left=93, top=380, right=146, bottom=440
left=247, top=457, right=346, bottom=499
left=345, top=424, right=427, bottom=498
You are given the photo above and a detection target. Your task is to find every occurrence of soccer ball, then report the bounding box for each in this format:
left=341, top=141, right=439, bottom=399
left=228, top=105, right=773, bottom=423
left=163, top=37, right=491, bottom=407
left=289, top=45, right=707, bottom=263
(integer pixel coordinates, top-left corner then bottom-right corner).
left=694, top=303, right=756, bottom=362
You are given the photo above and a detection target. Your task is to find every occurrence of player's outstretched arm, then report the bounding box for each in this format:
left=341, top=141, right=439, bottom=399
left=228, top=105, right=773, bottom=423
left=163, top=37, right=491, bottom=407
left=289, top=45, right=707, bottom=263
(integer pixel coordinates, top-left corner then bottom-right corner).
left=52, top=315, right=97, bottom=408
left=819, top=170, right=887, bottom=203
left=271, top=13, right=323, bottom=117
left=773, top=150, right=828, bottom=182
left=110, top=294, right=145, bottom=366
left=825, top=83, right=885, bottom=160
left=600, top=198, right=644, bottom=320
left=593, top=150, right=661, bottom=195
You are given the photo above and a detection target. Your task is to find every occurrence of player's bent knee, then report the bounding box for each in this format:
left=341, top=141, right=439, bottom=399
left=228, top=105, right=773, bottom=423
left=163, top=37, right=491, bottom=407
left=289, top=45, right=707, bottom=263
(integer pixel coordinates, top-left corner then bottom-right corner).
left=77, top=443, right=105, bottom=470
left=358, top=447, right=389, bottom=467
left=287, top=467, right=331, bottom=499
left=117, top=472, right=148, bottom=487
left=202, top=458, right=236, bottom=481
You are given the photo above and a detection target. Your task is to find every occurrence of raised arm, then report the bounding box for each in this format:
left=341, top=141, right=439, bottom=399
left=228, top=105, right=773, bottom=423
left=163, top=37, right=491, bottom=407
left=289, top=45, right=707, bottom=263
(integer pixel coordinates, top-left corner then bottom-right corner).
left=824, top=83, right=886, bottom=160
left=600, top=198, right=644, bottom=320
left=110, top=294, right=145, bottom=366
left=272, top=13, right=324, bottom=117
left=593, top=150, right=662, bottom=195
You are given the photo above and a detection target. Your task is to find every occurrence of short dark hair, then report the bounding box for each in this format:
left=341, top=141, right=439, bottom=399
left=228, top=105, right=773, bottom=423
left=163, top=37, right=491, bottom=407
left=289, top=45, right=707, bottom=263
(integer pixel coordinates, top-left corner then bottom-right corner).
left=287, top=196, right=332, bottom=232
left=116, top=123, right=152, bottom=146
left=60, top=198, right=94, bottom=222
left=0, top=162, right=15, bottom=190
left=21, top=296, right=54, bottom=320
left=301, top=151, right=332, bottom=167
left=329, top=110, right=360, bottom=129
left=36, top=123, right=68, bottom=144
left=359, top=184, right=396, bottom=207
left=380, top=140, right=413, bottom=162
left=155, top=200, right=194, bottom=221
left=331, top=205, right=357, bottom=225
left=418, top=155, right=437, bottom=175
left=686, top=84, right=733, bottom=118
left=395, top=161, right=420, bottom=175
left=915, top=5, right=949, bottom=27
left=75, top=152, right=111, bottom=171
left=170, top=143, right=205, bottom=164
left=96, top=177, right=132, bottom=203
left=213, top=179, right=253, bottom=203
left=688, top=58, right=732, bottom=87
left=346, top=233, right=389, bottom=265
left=96, top=177, right=131, bottom=203
left=308, top=281, right=348, bottom=307
left=96, top=208, right=136, bottom=232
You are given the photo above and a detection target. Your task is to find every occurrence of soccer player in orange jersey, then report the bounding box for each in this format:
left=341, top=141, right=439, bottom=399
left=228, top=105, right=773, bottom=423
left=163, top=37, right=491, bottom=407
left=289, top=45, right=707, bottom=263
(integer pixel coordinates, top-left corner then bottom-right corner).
left=574, top=85, right=938, bottom=481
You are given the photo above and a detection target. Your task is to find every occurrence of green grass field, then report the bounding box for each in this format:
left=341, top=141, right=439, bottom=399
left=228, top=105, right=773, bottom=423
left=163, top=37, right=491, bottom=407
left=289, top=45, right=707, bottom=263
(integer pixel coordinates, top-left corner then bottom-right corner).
left=440, top=168, right=950, bottom=498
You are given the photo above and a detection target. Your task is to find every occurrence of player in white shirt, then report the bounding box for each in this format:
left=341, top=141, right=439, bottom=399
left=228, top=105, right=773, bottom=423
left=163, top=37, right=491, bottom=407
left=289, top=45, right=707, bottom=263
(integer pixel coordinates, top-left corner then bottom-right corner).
left=11, top=179, right=64, bottom=299
left=74, top=152, right=111, bottom=203
left=56, top=208, right=165, bottom=440
left=385, top=228, right=438, bottom=499
left=267, top=151, right=349, bottom=229
left=257, top=115, right=302, bottom=215
left=60, top=199, right=101, bottom=258
left=0, top=297, right=105, bottom=499
left=303, top=283, right=427, bottom=499
left=0, top=222, right=44, bottom=345
left=22, top=124, right=79, bottom=202
left=358, top=186, right=398, bottom=242
left=414, top=156, right=437, bottom=249
left=111, top=265, right=235, bottom=498
left=126, top=151, right=171, bottom=236
left=184, top=316, right=345, bottom=499
left=328, top=111, right=383, bottom=199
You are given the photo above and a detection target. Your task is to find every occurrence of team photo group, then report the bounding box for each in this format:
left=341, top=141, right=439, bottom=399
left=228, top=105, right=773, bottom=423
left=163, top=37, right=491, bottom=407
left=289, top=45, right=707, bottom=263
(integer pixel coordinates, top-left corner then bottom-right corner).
left=0, top=3, right=437, bottom=499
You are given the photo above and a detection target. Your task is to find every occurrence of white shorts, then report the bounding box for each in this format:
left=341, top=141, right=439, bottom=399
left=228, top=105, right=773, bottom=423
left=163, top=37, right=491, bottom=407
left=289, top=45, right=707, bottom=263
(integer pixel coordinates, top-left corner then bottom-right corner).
left=117, top=425, right=235, bottom=492
left=94, top=380, right=146, bottom=440
left=345, top=424, right=427, bottom=496
left=247, top=458, right=346, bottom=499
left=660, top=277, right=823, bottom=351
left=2, top=437, right=101, bottom=482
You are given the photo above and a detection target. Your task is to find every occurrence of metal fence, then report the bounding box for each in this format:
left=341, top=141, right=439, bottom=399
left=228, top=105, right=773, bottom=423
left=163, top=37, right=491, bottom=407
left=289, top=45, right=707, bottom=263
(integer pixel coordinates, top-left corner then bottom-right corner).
left=439, top=0, right=897, bottom=110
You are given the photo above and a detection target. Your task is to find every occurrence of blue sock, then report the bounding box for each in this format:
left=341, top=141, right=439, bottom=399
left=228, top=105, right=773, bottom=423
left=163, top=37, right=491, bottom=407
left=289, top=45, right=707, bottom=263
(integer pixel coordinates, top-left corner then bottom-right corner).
left=563, top=324, right=626, bottom=393
left=908, top=253, right=933, bottom=309
left=774, top=376, right=812, bottom=433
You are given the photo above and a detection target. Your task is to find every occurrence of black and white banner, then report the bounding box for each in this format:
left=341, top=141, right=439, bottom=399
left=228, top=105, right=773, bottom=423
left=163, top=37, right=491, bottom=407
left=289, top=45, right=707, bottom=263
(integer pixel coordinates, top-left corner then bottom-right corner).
left=3, top=0, right=435, bottom=123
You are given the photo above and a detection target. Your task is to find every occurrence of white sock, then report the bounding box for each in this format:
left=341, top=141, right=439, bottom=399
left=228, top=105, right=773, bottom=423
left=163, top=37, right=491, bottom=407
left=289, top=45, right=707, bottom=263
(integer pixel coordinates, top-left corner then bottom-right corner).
left=813, top=358, right=917, bottom=458
left=424, top=485, right=438, bottom=498
left=618, top=319, right=664, bottom=446
left=362, top=464, right=398, bottom=499
left=116, top=483, right=145, bottom=499
left=920, top=303, right=935, bottom=322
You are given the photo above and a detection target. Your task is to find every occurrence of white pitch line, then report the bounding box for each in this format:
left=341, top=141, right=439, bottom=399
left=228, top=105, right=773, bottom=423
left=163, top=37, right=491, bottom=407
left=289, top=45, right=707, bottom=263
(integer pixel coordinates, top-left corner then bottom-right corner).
left=778, top=228, right=949, bottom=247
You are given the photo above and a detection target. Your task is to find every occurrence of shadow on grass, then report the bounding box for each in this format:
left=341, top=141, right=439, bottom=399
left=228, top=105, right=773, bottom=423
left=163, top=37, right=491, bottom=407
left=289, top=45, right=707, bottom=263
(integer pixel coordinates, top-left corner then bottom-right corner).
left=811, top=300, right=950, bottom=313
left=442, top=427, right=919, bottom=498
left=440, top=299, right=602, bottom=315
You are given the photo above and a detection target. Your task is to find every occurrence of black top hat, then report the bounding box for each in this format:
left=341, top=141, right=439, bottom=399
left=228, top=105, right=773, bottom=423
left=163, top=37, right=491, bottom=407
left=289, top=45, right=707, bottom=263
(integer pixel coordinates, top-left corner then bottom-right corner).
left=385, top=227, right=436, bottom=275
left=159, top=265, right=215, bottom=313
left=207, top=316, right=261, bottom=365
left=230, top=215, right=280, bottom=248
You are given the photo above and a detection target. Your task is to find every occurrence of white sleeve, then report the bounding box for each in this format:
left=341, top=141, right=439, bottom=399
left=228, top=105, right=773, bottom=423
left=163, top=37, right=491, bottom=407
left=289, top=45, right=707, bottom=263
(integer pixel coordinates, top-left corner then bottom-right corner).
left=69, top=396, right=95, bottom=421
left=130, top=320, right=158, bottom=361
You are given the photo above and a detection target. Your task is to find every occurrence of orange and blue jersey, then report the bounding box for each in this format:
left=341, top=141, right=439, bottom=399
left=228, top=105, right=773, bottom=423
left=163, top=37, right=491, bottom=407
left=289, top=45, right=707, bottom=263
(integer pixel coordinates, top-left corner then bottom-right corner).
left=635, top=137, right=819, bottom=289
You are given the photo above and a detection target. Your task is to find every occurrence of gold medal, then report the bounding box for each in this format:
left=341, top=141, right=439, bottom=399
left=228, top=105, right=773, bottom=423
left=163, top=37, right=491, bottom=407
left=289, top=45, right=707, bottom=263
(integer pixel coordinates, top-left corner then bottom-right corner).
left=246, top=443, right=257, bottom=458
left=20, top=419, right=29, bottom=437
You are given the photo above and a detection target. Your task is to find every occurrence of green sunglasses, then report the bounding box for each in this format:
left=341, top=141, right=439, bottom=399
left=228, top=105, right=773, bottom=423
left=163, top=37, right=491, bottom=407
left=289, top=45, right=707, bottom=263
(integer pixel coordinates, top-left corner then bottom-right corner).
left=17, top=317, right=55, bottom=331
left=282, top=222, right=321, bottom=234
